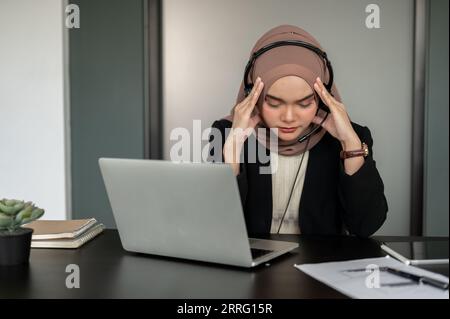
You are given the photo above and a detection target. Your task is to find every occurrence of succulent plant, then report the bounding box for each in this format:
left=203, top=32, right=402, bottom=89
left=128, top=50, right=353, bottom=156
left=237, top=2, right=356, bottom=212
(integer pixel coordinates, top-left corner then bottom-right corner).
left=0, top=199, right=44, bottom=232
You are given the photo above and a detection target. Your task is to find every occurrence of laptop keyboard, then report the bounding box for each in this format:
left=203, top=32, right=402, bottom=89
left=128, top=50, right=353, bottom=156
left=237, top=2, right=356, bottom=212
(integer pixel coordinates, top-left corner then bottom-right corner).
left=250, top=248, right=274, bottom=260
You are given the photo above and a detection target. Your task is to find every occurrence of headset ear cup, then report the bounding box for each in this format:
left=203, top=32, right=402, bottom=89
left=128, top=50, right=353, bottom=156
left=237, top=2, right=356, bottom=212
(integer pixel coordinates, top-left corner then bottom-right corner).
left=319, top=101, right=330, bottom=113
left=244, top=85, right=253, bottom=97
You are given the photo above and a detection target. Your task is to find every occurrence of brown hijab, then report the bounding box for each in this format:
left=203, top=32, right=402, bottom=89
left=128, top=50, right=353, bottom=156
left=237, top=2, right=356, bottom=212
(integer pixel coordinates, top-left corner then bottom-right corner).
left=224, top=25, right=342, bottom=156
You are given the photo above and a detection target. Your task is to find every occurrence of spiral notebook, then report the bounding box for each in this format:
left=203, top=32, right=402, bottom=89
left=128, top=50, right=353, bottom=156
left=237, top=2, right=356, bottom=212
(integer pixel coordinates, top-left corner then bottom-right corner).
left=27, top=218, right=99, bottom=240
left=26, top=219, right=105, bottom=249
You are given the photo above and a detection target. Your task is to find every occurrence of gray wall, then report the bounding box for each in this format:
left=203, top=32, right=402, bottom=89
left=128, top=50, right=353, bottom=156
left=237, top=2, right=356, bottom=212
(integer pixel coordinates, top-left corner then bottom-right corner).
left=163, top=0, right=414, bottom=235
left=424, top=0, right=449, bottom=236
left=70, top=0, right=146, bottom=228
left=68, top=0, right=448, bottom=235
left=0, top=0, right=69, bottom=220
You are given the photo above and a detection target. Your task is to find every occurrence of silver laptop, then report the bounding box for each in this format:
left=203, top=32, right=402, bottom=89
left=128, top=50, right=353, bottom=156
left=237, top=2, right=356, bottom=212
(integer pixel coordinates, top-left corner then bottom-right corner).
left=99, top=158, right=299, bottom=268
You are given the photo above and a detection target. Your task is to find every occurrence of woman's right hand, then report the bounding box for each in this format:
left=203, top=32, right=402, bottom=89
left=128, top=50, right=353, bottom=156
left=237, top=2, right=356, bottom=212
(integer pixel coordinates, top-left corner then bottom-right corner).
left=224, top=77, right=264, bottom=175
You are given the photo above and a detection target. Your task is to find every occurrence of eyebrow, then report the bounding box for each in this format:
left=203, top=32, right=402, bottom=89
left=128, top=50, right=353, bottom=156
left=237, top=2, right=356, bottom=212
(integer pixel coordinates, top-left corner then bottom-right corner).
left=265, top=93, right=315, bottom=104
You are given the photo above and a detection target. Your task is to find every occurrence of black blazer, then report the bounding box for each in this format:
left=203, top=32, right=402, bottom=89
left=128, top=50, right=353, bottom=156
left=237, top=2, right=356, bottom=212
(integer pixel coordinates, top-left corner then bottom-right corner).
left=209, top=119, right=388, bottom=238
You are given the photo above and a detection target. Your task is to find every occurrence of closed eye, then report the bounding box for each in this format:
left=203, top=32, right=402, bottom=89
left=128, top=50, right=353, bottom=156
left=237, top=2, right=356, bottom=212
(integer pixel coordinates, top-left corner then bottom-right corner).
left=265, top=93, right=315, bottom=108
left=265, top=97, right=282, bottom=107
left=298, top=96, right=315, bottom=108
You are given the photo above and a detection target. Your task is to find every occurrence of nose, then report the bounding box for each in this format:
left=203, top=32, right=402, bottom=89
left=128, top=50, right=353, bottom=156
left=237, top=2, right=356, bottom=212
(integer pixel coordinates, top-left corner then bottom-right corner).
left=280, top=105, right=296, bottom=124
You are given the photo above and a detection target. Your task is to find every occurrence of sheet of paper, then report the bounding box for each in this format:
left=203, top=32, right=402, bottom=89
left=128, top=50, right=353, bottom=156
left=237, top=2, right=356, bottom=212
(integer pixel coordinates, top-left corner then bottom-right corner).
left=295, top=256, right=449, bottom=299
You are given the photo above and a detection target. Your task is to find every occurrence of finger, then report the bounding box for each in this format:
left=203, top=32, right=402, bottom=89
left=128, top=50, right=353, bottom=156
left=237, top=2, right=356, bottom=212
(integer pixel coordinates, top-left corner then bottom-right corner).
left=313, top=81, right=331, bottom=106
left=250, top=80, right=264, bottom=106
left=314, top=81, right=337, bottom=113
left=249, top=114, right=262, bottom=128
left=242, top=80, right=264, bottom=114
left=237, top=77, right=261, bottom=108
left=315, top=77, right=342, bottom=108
left=249, top=77, right=261, bottom=99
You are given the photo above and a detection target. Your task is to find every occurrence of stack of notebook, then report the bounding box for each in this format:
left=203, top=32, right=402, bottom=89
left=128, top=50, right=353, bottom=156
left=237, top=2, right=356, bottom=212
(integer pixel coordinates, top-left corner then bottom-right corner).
left=25, top=218, right=105, bottom=249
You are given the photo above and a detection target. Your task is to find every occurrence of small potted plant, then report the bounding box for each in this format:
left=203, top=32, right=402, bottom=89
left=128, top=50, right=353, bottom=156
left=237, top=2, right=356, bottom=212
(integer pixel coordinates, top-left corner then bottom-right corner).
left=0, top=199, right=44, bottom=266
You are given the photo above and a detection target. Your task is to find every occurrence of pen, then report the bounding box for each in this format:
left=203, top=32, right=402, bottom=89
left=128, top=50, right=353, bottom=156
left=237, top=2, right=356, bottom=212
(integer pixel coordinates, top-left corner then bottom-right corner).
left=383, top=267, right=449, bottom=291
left=343, top=267, right=449, bottom=290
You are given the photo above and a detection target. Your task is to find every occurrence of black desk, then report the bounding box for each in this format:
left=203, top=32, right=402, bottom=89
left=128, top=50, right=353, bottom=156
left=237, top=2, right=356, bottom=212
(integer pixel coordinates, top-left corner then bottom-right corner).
left=1, top=230, right=447, bottom=298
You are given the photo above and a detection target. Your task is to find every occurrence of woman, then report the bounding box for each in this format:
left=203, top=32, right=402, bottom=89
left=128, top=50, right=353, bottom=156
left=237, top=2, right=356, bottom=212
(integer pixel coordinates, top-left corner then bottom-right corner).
left=209, top=25, right=387, bottom=237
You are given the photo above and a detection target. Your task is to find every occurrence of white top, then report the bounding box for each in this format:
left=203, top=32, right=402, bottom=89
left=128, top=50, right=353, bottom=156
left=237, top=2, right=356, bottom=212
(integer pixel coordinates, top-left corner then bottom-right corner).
left=270, top=151, right=309, bottom=234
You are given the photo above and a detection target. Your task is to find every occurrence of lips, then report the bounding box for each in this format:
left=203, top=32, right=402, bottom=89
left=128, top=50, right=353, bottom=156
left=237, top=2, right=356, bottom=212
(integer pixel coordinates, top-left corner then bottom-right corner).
left=279, top=127, right=297, bottom=133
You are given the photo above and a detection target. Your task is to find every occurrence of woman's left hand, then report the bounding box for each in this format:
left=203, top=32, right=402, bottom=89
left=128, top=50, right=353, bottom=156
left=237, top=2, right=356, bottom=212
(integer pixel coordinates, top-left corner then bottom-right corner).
left=312, top=77, right=361, bottom=150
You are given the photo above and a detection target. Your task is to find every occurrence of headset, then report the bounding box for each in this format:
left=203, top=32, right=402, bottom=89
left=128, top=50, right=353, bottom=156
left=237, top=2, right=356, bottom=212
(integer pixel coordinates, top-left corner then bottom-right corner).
left=243, top=39, right=334, bottom=143
left=242, top=39, right=336, bottom=233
